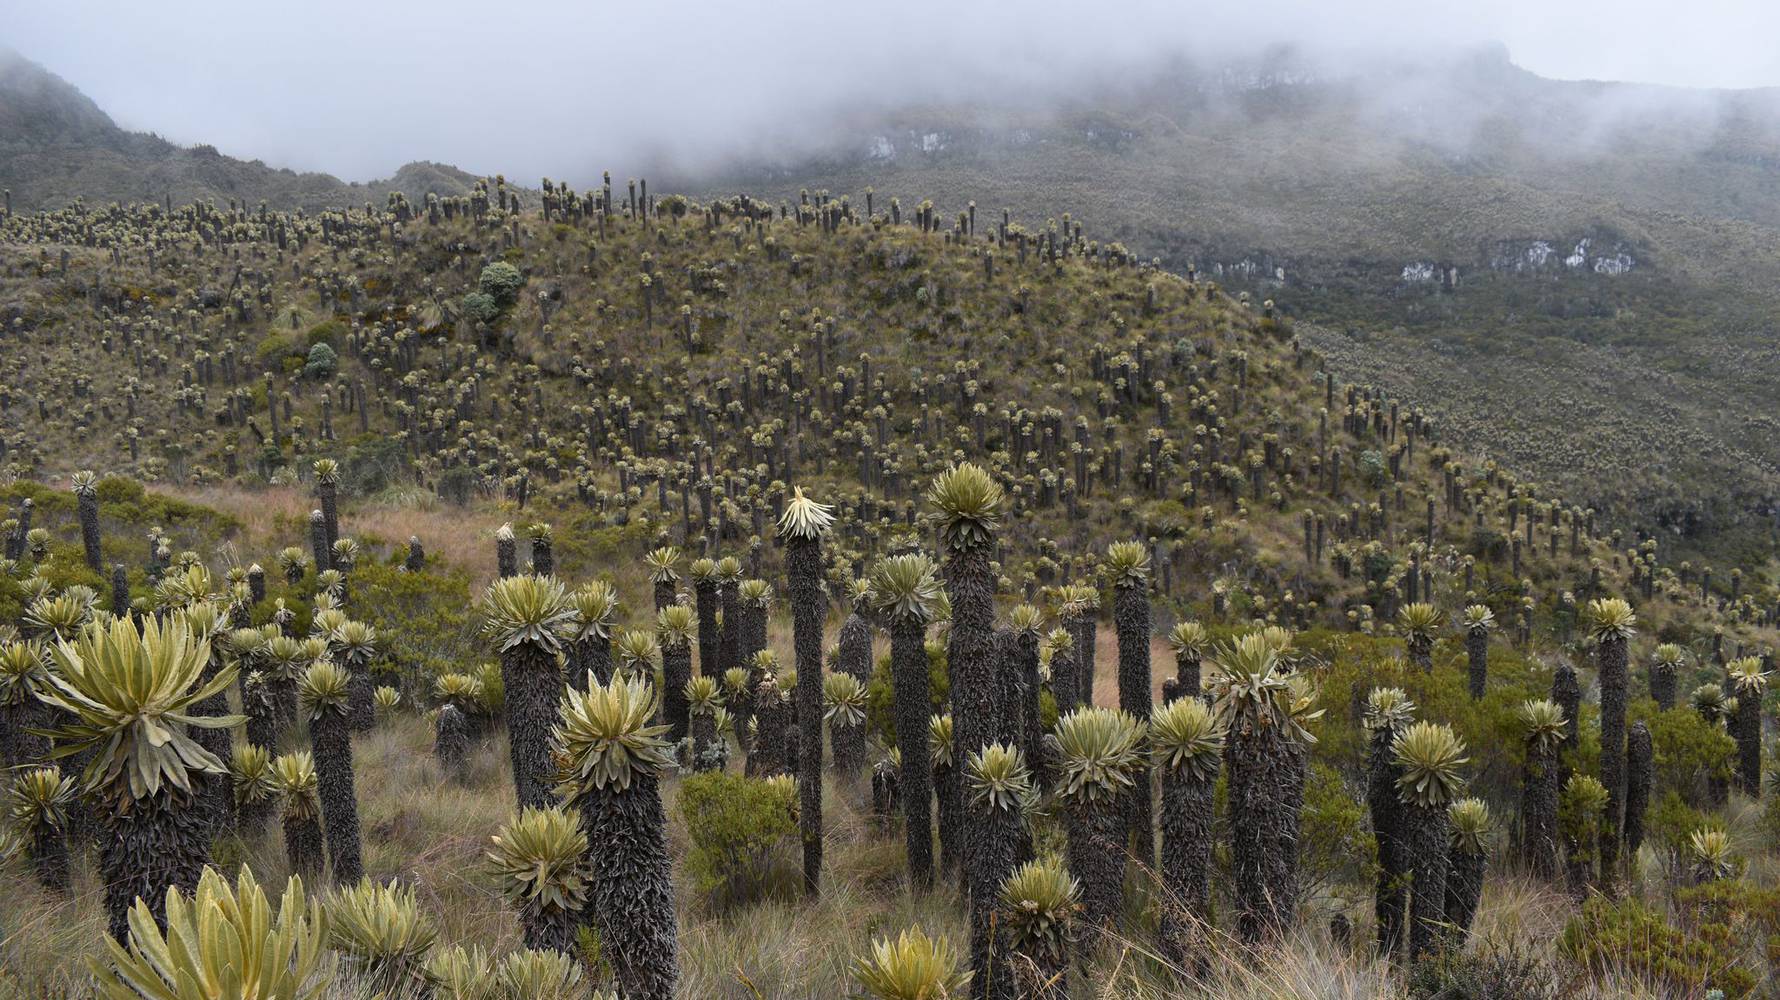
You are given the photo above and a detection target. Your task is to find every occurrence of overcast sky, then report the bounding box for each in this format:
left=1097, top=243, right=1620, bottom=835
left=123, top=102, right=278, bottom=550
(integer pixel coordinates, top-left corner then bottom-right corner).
left=9, top=0, right=1780, bottom=182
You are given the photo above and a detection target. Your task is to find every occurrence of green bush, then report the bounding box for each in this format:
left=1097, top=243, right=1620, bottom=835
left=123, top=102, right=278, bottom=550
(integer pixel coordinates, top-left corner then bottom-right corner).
left=461, top=291, right=500, bottom=325
left=1559, top=896, right=1756, bottom=998
left=349, top=559, right=476, bottom=685
left=478, top=262, right=525, bottom=308
left=675, top=771, right=799, bottom=910
left=304, top=319, right=345, bottom=348
left=302, top=342, right=337, bottom=380
left=1631, top=701, right=1737, bottom=808
left=1407, top=941, right=1564, bottom=1000
left=254, top=333, right=300, bottom=369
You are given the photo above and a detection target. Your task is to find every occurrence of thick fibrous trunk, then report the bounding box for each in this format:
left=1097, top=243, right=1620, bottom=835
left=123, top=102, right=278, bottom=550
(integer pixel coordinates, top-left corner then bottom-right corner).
left=1598, top=635, right=1627, bottom=873
left=837, top=612, right=873, bottom=684
left=1228, top=726, right=1301, bottom=944
left=1113, top=581, right=1152, bottom=849
left=1158, top=766, right=1215, bottom=968
left=1066, top=799, right=1126, bottom=929
left=571, top=635, right=612, bottom=688
left=1367, top=730, right=1407, bottom=958
left=523, top=904, right=580, bottom=957
left=1052, top=614, right=1082, bottom=716
left=787, top=534, right=826, bottom=898
left=662, top=643, right=692, bottom=744
left=1016, top=632, right=1049, bottom=790
left=1625, top=722, right=1653, bottom=858
left=1733, top=690, right=1761, bottom=795
left=1402, top=801, right=1450, bottom=960
left=579, top=776, right=678, bottom=1000
left=969, top=803, right=1023, bottom=1000
left=284, top=814, right=325, bottom=879
left=502, top=642, right=561, bottom=810
left=1171, top=652, right=1200, bottom=703
left=1650, top=662, right=1676, bottom=710
left=434, top=705, right=469, bottom=779
left=694, top=580, right=720, bottom=677
left=1443, top=846, right=1485, bottom=946
left=311, top=709, right=363, bottom=884
left=192, top=656, right=236, bottom=834
left=1520, top=745, right=1561, bottom=880
left=100, top=792, right=210, bottom=942
left=720, top=582, right=742, bottom=679
left=935, top=759, right=961, bottom=878
left=346, top=663, right=376, bottom=732
left=831, top=719, right=864, bottom=781
left=29, top=825, right=71, bottom=895
left=77, top=488, right=103, bottom=573
left=891, top=615, right=934, bottom=889
left=1076, top=617, right=1099, bottom=706
left=1466, top=630, right=1488, bottom=699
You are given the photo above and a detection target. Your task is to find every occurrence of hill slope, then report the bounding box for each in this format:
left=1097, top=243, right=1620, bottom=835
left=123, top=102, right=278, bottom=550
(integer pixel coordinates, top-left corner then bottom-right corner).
left=1, top=176, right=1770, bottom=645
left=0, top=49, right=481, bottom=213
left=686, top=45, right=1780, bottom=564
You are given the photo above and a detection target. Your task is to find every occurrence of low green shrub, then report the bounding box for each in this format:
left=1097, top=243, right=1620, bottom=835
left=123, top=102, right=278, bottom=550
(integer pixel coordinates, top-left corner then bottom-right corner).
left=675, top=771, right=799, bottom=911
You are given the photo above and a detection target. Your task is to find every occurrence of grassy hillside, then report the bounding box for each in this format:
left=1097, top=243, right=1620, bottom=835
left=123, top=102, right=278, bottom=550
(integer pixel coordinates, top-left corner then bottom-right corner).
left=690, top=48, right=1780, bottom=565
left=1, top=176, right=1778, bottom=998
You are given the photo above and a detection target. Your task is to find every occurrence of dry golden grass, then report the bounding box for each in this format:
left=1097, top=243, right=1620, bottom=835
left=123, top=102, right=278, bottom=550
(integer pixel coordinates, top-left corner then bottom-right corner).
left=0, top=707, right=1676, bottom=1000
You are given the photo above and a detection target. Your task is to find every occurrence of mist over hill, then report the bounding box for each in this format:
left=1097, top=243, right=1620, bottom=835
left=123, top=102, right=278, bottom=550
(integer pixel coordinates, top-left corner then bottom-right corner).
left=4, top=40, right=1780, bottom=562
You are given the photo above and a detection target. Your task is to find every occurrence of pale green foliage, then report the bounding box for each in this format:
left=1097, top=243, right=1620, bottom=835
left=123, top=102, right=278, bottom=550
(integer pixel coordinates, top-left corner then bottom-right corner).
left=1047, top=707, right=1146, bottom=804
left=777, top=486, right=836, bottom=539
left=852, top=926, right=971, bottom=1000
left=927, top=463, right=1004, bottom=551
left=555, top=674, right=676, bottom=796
left=1150, top=697, right=1225, bottom=781
left=39, top=615, right=240, bottom=801
left=1391, top=721, right=1469, bottom=808
left=486, top=807, right=590, bottom=916
left=480, top=576, right=573, bottom=656
left=92, top=867, right=334, bottom=1000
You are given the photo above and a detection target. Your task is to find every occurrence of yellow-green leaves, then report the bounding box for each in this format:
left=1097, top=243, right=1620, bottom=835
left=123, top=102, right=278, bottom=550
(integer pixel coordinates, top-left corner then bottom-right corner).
left=656, top=604, right=697, bottom=649
left=1397, top=602, right=1441, bottom=642
left=1166, top=621, right=1209, bottom=657
left=298, top=661, right=352, bottom=720
left=1461, top=604, right=1496, bottom=633
left=486, top=806, right=590, bottom=916
left=1047, top=707, right=1146, bottom=805
left=823, top=672, right=867, bottom=727
left=644, top=546, right=682, bottom=584
left=1362, top=687, right=1416, bottom=735
left=1391, top=721, right=1469, bottom=808
left=1727, top=656, right=1770, bottom=695
left=1584, top=597, right=1637, bottom=642
left=93, top=866, right=334, bottom=1000
left=1518, top=698, right=1567, bottom=752
left=328, top=880, right=438, bottom=982
left=1103, top=541, right=1149, bottom=587
left=965, top=742, right=1034, bottom=814
left=567, top=580, right=619, bottom=642
left=39, top=615, right=240, bottom=802
left=1150, top=697, right=1225, bottom=781
left=555, top=674, right=676, bottom=796
left=927, top=463, right=1004, bottom=552
left=1448, top=798, right=1492, bottom=854
left=853, top=926, right=971, bottom=1000
left=869, top=554, right=942, bottom=623
left=480, top=575, right=573, bottom=656
left=272, top=752, right=321, bottom=823
left=997, top=855, right=1080, bottom=962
